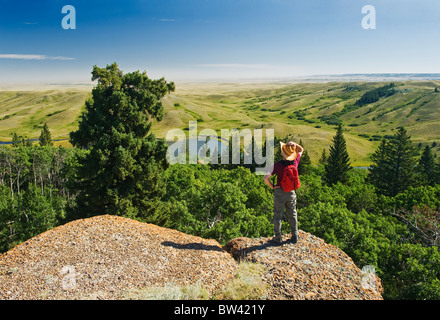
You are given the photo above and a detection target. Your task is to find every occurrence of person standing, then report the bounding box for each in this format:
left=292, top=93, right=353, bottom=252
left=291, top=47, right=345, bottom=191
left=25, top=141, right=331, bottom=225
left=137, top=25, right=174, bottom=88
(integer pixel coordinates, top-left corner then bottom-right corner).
left=264, top=141, right=303, bottom=245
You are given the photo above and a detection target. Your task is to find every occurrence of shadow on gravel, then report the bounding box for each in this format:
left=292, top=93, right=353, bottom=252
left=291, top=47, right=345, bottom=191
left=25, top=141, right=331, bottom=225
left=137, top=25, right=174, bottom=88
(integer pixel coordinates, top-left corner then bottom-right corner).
left=223, top=238, right=291, bottom=261
left=161, top=241, right=224, bottom=252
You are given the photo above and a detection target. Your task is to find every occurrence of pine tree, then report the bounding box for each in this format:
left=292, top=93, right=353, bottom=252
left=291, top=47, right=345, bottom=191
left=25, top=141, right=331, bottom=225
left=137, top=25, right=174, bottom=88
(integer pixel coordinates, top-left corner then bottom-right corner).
left=39, top=122, right=53, bottom=146
left=418, top=145, right=436, bottom=186
left=69, top=63, right=175, bottom=220
left=368, top=127, right=418, bottom=196
left=324, top=125, right=351, bottom=185
left=435, top=162, right=440, bottom=185
left=297, top=139, right=312, bottom=175
left=319, top=148, right=328, bottom=166
left=368, top=139, right=392, bottom=194
left=387, top=127, right=418, bottom=196
left=10, top=132, right=32, bottom=147
left=10, top=132, right=21, bottom=148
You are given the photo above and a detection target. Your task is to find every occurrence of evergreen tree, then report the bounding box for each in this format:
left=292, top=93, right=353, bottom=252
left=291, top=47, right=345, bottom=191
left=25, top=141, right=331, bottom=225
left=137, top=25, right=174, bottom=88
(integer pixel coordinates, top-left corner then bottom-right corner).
left=22, top=137, right=32, bottom=147
left=418, top=146, right=436, bottom=186
left=69, top=63, right=175, bottom=220
left=435, top=162, right=440, bottom=185
left=368, top=127, right=418, bottom=196
left=39, top=122, right=53, bottom=146
left=10, top=132, right=32, bottom=147
left=319, top=148, right=328, bottom=166
left=297, top=139, right=312, bottom=175
left=10, top=132, right=21, bottom=147
left=368, top=139, right=391, bottom=194
left=324, top=124, right=351, bottom=185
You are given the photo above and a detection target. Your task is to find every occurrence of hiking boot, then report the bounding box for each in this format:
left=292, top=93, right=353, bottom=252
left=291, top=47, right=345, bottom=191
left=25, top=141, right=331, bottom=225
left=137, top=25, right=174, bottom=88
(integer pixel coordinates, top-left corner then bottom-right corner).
left=290, top=234, right=299, bottom=244
left=272, top=235, right=282, bottom=245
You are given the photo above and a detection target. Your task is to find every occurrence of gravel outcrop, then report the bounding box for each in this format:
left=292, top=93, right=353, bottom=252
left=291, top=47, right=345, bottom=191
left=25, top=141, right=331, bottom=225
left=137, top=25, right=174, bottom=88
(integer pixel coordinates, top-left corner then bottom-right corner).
left=0, top=215, right=383, bottom=300
left=0, top=215, right=237, bottom=300
left=224, top=231, right=383, bottom=300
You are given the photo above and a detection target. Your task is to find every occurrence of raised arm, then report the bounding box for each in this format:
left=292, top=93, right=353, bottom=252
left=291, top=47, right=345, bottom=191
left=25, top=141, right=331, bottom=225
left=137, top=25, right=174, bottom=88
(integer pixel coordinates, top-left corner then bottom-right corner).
left=295, top=143, right=304, bottom=156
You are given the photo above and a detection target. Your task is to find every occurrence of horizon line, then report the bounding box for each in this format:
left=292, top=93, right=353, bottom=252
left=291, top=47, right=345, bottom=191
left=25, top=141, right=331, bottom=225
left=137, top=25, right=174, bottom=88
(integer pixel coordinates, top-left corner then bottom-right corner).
left=0, top=73, right=439, bottom=88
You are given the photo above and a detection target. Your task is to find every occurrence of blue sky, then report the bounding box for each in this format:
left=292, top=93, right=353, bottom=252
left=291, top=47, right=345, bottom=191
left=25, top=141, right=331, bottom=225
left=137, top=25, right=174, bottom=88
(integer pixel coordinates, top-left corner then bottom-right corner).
left=0, top=0, right=440, bottom=83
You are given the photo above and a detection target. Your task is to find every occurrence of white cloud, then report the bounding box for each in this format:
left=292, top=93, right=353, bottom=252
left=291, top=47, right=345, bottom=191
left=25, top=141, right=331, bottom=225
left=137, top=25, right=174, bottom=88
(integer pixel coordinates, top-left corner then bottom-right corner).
left=0, top=54, right=75, bottom=61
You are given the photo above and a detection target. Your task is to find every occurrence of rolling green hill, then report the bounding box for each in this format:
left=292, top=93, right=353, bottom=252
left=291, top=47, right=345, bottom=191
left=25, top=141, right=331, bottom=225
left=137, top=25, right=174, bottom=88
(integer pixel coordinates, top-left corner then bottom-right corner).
left=1, top=80, right=440, bottom=166
left=156, top=81, right=440, bottom=166
left=0, top=89, right=91, bottom=147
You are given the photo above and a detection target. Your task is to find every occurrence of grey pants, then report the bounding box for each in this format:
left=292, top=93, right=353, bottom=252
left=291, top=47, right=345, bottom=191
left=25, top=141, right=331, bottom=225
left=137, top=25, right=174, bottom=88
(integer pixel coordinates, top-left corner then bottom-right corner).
left=273, top=188, right=298, bottom=237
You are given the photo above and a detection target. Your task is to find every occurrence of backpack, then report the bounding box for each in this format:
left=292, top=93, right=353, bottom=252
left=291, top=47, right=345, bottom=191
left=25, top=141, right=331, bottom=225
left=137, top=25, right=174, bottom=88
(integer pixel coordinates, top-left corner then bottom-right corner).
left=279, top=161, right=301, bottom=192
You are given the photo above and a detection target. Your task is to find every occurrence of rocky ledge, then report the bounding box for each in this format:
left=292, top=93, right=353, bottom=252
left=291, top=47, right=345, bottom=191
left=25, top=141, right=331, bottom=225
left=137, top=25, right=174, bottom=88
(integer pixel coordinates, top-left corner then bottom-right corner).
left=0, top=215, right=237, bottom=300
left=0, top=215, right=382, bottom=300
left=224, top=231, right=383, bottom=300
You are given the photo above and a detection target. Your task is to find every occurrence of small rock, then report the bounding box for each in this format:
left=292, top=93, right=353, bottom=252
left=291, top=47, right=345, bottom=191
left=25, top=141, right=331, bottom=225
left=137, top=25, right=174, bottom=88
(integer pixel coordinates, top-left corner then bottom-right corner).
left=305, top=292, right=316, bottom=300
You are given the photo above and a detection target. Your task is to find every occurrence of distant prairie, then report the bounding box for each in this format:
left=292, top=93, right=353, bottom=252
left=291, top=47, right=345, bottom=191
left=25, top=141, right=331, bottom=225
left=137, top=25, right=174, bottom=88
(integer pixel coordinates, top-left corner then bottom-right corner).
left=1, top=78, right=440, bottom=166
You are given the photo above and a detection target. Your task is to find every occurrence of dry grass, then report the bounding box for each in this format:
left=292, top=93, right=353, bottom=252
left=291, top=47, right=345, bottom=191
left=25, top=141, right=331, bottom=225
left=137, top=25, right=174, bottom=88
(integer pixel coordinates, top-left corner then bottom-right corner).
left=214, top=261, right=269, bottom=300
left=121, top=281, right=210, bottom=300
left=117, top=261, right=269, bottom=300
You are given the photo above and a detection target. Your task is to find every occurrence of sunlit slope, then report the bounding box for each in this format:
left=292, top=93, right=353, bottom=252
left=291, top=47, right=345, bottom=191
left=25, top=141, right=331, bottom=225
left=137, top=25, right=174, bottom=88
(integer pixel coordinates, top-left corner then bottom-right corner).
left=156, top=81, right=440, bottom=166
left=0, top=90, right=91, bottom=145
left=1, top=81, right=439, bottom=166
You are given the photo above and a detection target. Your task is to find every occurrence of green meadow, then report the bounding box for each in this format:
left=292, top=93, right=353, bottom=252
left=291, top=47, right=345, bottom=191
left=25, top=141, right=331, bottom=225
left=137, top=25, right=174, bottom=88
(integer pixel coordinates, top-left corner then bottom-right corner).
left=1, top=80, right=440, bottom=166
left=0, top=89, right=91, bottom=147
